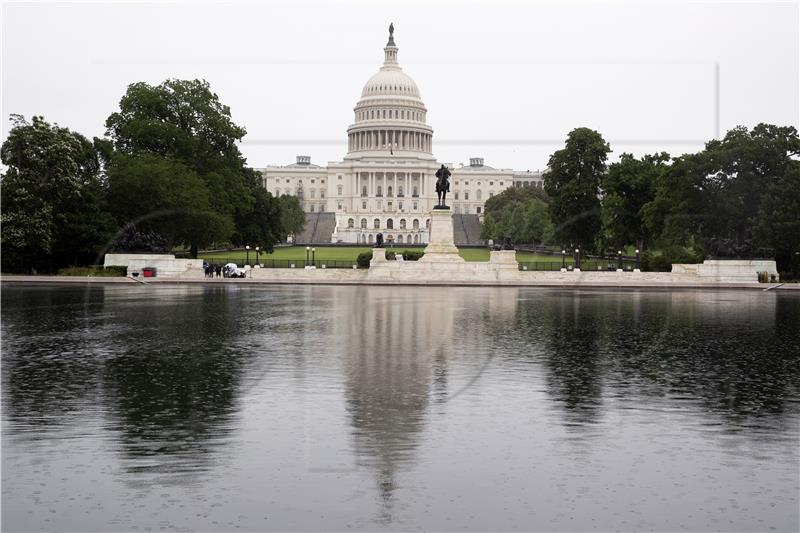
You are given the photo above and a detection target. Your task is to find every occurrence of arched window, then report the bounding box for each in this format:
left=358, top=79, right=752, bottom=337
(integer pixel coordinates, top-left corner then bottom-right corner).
left=476, top=190, right=482, bottom=201
left=387, top=219, right=394, bottom=229
left=387, top=186, right=393, bottom=197
left=414, top=234, right=419, bottom=243
left=400, top=219, right=406, bottom=229
left=426, top=219, right=431, bottom=229
left=368, top=234, right=374, bottom=244
left=413, top=219, right=419, bottom=229
left=348, top=218, right=355, bottom=229
left=377, top=185, right=383, bottom=197
left=374, top=218, right=380, bottom=229
left=361, top=218, right=367, bottom=229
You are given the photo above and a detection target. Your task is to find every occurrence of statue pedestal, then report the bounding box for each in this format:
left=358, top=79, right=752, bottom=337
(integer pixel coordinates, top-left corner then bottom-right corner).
left=370, top=248, right=387, bottom=267
left=420, top=208, right=465, bottom=263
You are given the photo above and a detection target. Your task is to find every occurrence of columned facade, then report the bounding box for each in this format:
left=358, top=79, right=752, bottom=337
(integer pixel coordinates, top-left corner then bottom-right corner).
left=259, top=26, right=545, bottom=244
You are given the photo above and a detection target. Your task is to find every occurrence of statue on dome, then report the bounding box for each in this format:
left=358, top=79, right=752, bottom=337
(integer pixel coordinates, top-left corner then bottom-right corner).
left=435, top=164, right=451, bottom=209
left=389, top=23, right=394, bottom=37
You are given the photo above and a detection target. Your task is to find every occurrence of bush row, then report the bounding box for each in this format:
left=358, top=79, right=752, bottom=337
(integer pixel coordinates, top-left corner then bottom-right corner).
left=356, top=250, right=425, bottom=267
left=57, top=266, right=128, bottom=277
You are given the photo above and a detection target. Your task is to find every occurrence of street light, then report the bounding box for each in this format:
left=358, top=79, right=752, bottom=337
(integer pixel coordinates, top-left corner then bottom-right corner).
left=561, top=249, right=566, bottom=270
left=635, top=248, right=641, bottom=271
left=575, top=248, right=580, bottom=270
left=617, top=250, right=623, bottom=271
left=255, top=246, right=260, bottom=273
left=306, top=246, right=311, bottom=267
left=245, top=245, right=250, bottom=267
left=312, top=247, right=316, bottom=266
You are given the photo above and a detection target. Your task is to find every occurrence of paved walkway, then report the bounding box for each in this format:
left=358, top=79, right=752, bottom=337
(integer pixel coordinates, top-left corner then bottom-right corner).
left=2, top=275, right=798, bottom=290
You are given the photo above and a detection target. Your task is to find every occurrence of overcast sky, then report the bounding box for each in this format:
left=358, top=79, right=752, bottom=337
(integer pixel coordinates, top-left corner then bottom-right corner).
left=2, top=0, right=798, bottom=171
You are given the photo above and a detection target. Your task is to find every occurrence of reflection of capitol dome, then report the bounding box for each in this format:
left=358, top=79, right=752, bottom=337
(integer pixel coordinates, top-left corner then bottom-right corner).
left=347, top=26, right=434, bottom=158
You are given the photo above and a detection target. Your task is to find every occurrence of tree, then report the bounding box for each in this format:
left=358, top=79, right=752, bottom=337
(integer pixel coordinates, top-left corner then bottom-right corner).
left=106, top=154, right=233, bottom=250
left=1, top=115, right=115, bottom=272
left=277, top=195, right=306, bottom=240
left=601, top=152, right=670, bottom=250
left=104, top=79, right=268, bottom=256
left=544, top=128, right=610, bottom=250
left=483, top=185, right=548, bottom=215
left=755, top=160, right=800, bottom=274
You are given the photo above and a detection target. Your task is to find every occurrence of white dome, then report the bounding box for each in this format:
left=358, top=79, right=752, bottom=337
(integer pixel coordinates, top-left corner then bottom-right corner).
left=361, top=69, right=421, bottom=99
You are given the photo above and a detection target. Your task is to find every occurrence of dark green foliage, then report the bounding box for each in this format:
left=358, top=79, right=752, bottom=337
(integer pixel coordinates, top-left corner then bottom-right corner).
left=754, top=160, right=800, bottom=276
left=544, top=128, right=610, bottom=250
left=641, top=246, right=705, bottom=272
left=481, top=187, right=553, bottom=245
left=1, top=115, right=115, bottom=273
left=356, top=251, right=372, bottom=267
left=386, top=250, right=424, bottom=261
left=57, top=265, right=127, bottom=277
left=602, top=152, right=669, bottom=250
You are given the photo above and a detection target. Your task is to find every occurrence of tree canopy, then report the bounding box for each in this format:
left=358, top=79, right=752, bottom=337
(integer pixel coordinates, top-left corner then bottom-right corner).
left=543, top=127, right=610, bottom=250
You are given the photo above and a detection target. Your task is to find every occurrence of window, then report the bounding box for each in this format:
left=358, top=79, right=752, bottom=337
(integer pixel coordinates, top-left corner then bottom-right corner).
left=377, top=185, right=383, bottom=197
left=413, top=219, right=419, bottom=229
left=413, top=201, right=418, bottom=210
left=398, top=201, right=403, bottom=210
left=310, top=204, right=315, bottom=212
left=320, top=190, right=325, bottom=198
left=426, top=219, right=431, bottom=229
left=500, top=182, right=504, bottom=186
left=489, top=192, right=494, bottom=198
left=388, top=201, right=392, bottom=210
left=338, top=185, right=343, bottom=195
left=465, top=191, right=470, bottom=200
left=398, top=186, right=404, bottom=197
left=338, top=175, right=342, bottom=180
left=489, top=181, right=494, bottom=186
left=310, top=188, right=316, bottom=199
left=374, top=218, right=380, bottom=229
left=286, top=179, right=290, bottom=183
left=387, top=186, right=393, bottom=197
left=477, top=190, right=482, bottom=201
left=412, top=186, right=418, bottom=197
left=361, top=186, right=367, bottom=197
left=362, top=200, right=367, bottom=209
left=348, top=218, right=355, bottom=228
left=337, top=202, right=343, bottom=210
left=311, top=179, right=315, bottom=183
left=455, top=191, right=459, bottom=200
left=361, top=218, right=367, bottom=229
left=477, top=206, right=482, bottom=214
left=400, top=219, right=406, bottom=229
left=387, top=219, right=394, bottom=229
left=368, top=234, right=374, bottom=243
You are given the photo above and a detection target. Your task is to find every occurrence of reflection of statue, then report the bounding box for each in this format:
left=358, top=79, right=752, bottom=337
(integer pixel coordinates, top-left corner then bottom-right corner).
left=376, top=233, right=384, bottom=248
left=435, top=165, right=451, bottom=209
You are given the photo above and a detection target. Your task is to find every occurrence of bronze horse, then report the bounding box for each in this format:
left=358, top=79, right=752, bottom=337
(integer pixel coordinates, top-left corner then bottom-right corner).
left=435, top=164, right=451, bottom=208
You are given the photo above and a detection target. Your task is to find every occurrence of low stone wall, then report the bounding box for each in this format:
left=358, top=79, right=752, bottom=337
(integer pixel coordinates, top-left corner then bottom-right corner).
left=673, top=260, right=778, bottom=282
left=104, top=253, right=204, bottom=278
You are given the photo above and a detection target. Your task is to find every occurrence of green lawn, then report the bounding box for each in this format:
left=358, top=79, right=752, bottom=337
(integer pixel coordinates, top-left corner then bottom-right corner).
left=199, top=246, right=561, bottom=264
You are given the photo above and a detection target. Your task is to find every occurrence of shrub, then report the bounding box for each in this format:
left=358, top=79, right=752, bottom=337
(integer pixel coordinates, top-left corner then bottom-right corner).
left=400, top=250, right=424, bottom=261
left=356, top=251, right=372, bottom=268
left=58, top=265, right=127, bottom=277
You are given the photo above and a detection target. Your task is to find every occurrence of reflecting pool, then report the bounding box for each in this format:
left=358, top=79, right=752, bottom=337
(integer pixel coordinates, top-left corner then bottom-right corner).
left=2, top=285, right=798, bottom=531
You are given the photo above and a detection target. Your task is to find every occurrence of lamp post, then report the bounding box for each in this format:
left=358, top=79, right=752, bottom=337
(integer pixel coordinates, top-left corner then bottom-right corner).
left=305, top=246, right=310, bottom=267
left=635, top=248, right=641, bottom=271
left=245, top=245, right=250, bottom=267
left=561, top=249, right=566, bottom=271
left=574, top=248, right=581, bottom=271
left=311, top=247, right=316, bottom=266
left=617, top=250, right=623, bottom=271
left=255, top=246, right=260, bottom=271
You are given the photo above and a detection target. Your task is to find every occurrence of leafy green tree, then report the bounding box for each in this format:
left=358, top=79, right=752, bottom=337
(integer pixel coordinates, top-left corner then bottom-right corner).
left=755, top=160, right=800, bottom=274
left=277, top=194, right=306, bottom=240
left=107, top=154, right=233, bottom=250
left=483, top=185, right=548, bottom=215
left=544, top=128, right=610, bottom=250
left=522, top=198, right=554, bottom=245
left=602, top=152, right=670, bottom=250
left=1, top=115, right=115, bottom=272
left=104, top=79, right=277, bottom=256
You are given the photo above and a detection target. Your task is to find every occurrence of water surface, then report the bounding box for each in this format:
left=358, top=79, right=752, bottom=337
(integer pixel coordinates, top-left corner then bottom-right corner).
left=2, top=285, right=799, bottom=531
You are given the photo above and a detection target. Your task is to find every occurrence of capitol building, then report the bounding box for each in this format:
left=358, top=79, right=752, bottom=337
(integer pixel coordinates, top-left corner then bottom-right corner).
left=260, top=26, right=544, bottom=245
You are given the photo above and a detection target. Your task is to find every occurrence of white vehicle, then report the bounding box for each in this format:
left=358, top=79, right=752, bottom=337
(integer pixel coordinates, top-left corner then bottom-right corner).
left=223, top=263, right=247, bottom=278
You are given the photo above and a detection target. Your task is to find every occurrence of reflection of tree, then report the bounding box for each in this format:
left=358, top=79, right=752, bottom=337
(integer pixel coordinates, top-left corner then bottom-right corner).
left=536, top=292, right=605, bottom=425
left=517, top=289, right=799, bottom=431
left=101, top=287, right=250, bottom=484
left=1, top=286, right=110, bottom=433
left=338, top=288, right=452, bottom=524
